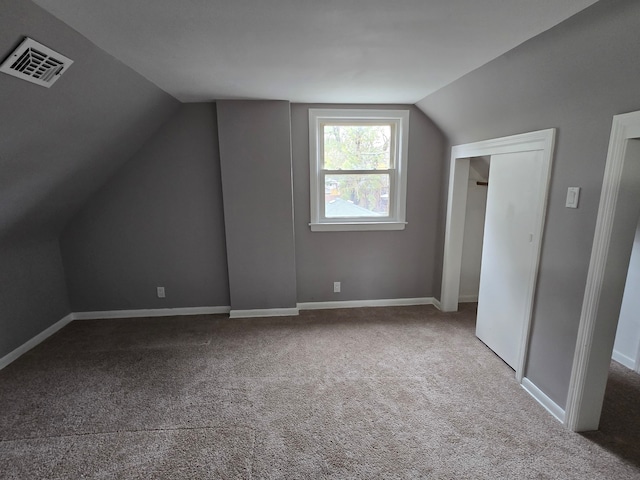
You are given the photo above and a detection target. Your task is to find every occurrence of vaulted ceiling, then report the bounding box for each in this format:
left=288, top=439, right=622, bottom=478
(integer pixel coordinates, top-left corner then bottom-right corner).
left=32, top=0, right=599, bottom=103
left=0, top=0, right=178, bottom=241
left=0, top=0, right=600, bottom=242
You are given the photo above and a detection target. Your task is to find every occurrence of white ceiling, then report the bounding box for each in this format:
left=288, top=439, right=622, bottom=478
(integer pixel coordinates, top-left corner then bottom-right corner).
left=32, top=0, right=599, bottom=103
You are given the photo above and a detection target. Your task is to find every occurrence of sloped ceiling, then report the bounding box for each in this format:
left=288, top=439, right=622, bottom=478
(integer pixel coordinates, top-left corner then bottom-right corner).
left=0, top=0, right=601, bottom=241
left=31, top=0, right=599, bottom=103
left=0, top=0, right=179, bottom=240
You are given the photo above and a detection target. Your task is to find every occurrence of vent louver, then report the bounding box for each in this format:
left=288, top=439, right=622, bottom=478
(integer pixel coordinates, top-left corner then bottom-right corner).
left=0, top=37, right=73, bottom=88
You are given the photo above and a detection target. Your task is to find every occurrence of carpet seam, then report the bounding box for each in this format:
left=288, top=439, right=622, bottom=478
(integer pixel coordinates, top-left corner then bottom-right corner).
left=248, top=427, right=256, bottom=480
left=0, top=424, right=255, bottom=444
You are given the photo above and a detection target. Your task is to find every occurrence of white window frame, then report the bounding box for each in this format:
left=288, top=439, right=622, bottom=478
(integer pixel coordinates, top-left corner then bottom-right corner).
left=308, top=108, right=410, bottom=232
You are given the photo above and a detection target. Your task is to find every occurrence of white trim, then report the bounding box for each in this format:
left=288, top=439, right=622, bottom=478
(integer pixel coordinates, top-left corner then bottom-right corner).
left=441, top=129, right=556, bottom=312
left=308, top=108, right=410, bottom=232
left=440, top=129, right=556, bottom=385
left=0, top=314, right=74, bottom=371
left=458, top=295, right=478, bottom=303
left=612, top=350, right=636, bottom=370
left=298, top=297, right=436, bottom=310
left=229, top=308, right=299, bottom=319
left=310, top=221, right=406, bottom=232
left=441, top=156, right=470, bottom=311
left=432, top=298, right=442, bottom=311
left=566, top=111, right=640, bottom=432
left=72, top=306, right=231, bottom=320
left=521, top=377, right=566, bottom=423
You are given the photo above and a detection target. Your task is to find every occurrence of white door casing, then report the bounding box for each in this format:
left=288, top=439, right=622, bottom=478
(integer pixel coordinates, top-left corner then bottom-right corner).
left=566, top=111, right=640, bottom=432
left=440, top=129, right=556, bottom=382
left=476, top=150, right=544, bottom=370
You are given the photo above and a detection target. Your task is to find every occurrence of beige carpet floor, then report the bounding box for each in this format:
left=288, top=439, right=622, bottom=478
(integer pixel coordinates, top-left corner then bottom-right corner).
left=0, top=304, right=638, bottom=479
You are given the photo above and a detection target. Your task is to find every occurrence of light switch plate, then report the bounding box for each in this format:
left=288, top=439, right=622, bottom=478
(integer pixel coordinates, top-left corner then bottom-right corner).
left=566, top=187, right=580, bottom=208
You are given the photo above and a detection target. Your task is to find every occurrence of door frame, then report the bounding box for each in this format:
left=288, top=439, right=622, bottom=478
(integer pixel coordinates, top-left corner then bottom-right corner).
left=565, top=111, right=640, bottom=431
left=440, top=129, right=556, bottom=382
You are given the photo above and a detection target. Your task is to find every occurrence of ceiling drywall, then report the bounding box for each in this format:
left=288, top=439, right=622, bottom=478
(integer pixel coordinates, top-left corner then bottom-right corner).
left=32, top=0, right=599, bottom=103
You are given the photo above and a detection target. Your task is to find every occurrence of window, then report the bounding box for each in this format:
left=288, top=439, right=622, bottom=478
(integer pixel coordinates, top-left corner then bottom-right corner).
left=309, top=109, right=410, bottom=231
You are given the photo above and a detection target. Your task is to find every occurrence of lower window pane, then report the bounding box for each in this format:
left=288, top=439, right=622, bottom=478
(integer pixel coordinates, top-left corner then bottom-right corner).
left=325, top=174, right=390, bottom=218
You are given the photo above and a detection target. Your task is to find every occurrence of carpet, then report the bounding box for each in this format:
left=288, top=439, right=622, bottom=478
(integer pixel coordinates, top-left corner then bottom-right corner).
left=0, top=304, right=638, bottom=478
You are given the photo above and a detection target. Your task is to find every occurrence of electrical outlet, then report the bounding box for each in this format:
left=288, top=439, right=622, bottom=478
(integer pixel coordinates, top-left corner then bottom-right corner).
left=157, top=286, right=166, bottom=298
left=333, top=281, right=341, bottom=293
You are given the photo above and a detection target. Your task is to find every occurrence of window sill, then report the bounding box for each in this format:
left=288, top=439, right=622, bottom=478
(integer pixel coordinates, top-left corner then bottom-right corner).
left=309, top=222, right=407, bottom=232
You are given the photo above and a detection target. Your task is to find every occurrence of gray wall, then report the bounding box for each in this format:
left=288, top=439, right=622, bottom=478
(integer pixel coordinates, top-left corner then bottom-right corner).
left=61, top=104, right=229, bottom=311
left=291, top=104, right=446, bottom=302
left=0, top=0, right=179, bottom=239
left=0, top=0, right=177, bottom=358
left=217, top=100, right=297, bottom=311
left=417, top=0, right=640, bottom=407
left=0, top=235, right=69, bottom=357
left=61, top=101, right=445, bottom=314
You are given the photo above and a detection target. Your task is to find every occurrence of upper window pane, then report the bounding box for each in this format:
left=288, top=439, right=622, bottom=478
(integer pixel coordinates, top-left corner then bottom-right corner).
left=323, top=124, right=391, bottom=170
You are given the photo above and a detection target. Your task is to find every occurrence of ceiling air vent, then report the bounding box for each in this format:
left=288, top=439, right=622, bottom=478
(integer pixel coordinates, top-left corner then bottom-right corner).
left=0, top=37, right=73, bottom=88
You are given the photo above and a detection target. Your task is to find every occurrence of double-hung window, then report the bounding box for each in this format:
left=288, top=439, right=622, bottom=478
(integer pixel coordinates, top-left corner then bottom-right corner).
left=309, top=109, right=410, bottom=231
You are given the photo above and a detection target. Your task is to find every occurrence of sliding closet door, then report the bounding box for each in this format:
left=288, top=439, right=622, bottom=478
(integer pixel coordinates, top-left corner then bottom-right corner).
left=476, top=151, right=543, bottom=369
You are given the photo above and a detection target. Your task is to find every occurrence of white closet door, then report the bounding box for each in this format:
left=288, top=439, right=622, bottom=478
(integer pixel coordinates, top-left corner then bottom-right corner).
left=476, top=150, right=543, bottom=369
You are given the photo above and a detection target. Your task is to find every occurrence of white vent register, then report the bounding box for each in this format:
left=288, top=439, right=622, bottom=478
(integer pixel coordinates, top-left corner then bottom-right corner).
left=0, top=37, right=73, bottom=88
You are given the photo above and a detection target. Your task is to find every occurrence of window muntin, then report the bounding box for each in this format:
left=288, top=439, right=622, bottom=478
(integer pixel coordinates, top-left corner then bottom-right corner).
left=309, top=109, right=409, bottom=231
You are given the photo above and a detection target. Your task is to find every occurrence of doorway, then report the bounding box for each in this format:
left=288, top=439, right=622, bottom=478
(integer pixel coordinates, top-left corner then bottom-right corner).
left=566, top=111, right=640, bottom=432
left=611, top=215, right=640, bottom=372
left=459, top=157, right=489, bottom=304
left=440, top=129, right=556, bottom=383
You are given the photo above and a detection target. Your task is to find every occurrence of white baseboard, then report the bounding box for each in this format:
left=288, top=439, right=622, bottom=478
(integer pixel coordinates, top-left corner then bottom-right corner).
left=0, top=314, right=74, bottom=371
left=229, top=307, right=299, bottom=319
left=297, top=297, right=436, bottom=311
left=432, top=298, right=442, bottom=311
left=0, top=299, right=441, bottom=370
left=458, top=295, right=478, bottom=303
left=612, top=349, right=636, bottom=370
left=521, top=377, right=565, bottom=423
left=1, top=306, right=231, bottom=370
left=72, top=305, right=231, bottom=320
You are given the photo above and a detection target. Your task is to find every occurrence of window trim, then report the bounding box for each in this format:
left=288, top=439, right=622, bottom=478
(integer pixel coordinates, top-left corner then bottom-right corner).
left=308, top=108, right=410, bottom=232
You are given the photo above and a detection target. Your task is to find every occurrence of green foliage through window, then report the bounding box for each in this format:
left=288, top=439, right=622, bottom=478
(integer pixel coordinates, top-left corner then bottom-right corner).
left=322, top=124, right=393, bottom=216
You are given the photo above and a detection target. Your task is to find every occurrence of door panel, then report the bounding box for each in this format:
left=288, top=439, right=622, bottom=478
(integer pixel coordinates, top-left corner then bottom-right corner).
left=476, top=151, right=543, bottom=369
